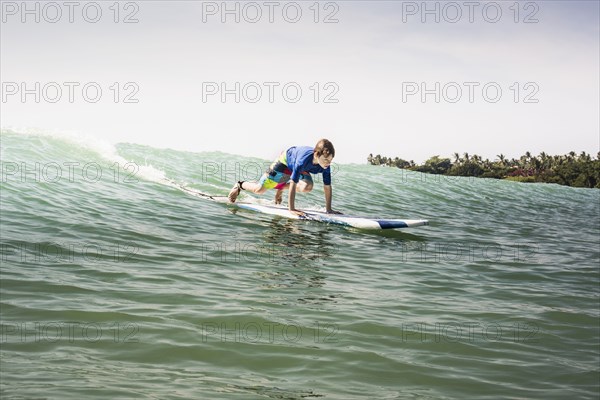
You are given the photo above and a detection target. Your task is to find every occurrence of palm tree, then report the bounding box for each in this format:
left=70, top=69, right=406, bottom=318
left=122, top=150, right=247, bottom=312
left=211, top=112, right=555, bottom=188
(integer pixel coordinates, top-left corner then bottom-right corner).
left=539, top=152, right=548, bottom=169
left=580, top=151, right=590, bottom=162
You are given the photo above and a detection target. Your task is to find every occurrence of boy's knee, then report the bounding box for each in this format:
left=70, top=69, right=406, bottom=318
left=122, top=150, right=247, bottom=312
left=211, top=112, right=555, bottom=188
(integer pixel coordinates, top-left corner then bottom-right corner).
left=303, top=183, right=313, bottom=192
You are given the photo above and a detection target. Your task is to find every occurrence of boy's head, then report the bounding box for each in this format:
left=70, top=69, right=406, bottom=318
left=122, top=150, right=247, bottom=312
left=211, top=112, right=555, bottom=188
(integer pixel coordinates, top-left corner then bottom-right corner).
left=314, top=139, right=335, bottom=168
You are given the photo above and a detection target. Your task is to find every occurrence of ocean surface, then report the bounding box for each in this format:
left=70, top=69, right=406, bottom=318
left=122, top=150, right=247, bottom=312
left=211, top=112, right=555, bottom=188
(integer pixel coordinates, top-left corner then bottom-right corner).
left=1, top=129, right=599, bottom=399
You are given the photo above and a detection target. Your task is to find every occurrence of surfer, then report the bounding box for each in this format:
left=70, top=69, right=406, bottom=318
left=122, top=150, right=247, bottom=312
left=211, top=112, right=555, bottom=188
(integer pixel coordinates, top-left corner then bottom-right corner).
left=228, top=139, right=341, bottom=216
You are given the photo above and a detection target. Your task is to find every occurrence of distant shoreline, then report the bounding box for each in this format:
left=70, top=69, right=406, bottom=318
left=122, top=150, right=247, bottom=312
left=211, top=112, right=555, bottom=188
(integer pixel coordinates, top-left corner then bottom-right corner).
left=367, top=152, right=600, bottom=189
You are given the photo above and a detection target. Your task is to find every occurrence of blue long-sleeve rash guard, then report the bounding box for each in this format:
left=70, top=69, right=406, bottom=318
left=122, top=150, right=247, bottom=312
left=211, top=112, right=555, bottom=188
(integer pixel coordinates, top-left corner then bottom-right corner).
left=286, top=146, right=332, bottom=185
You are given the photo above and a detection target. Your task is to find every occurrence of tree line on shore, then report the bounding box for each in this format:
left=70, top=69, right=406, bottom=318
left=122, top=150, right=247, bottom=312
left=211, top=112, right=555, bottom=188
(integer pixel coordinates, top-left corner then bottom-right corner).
left=367, top=151, right=600, bottom=188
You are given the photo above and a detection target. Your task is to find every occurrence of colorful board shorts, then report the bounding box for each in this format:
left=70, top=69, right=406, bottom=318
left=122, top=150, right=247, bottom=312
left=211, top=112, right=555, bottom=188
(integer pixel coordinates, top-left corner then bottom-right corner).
left=259, top=151, right=312, bottom=190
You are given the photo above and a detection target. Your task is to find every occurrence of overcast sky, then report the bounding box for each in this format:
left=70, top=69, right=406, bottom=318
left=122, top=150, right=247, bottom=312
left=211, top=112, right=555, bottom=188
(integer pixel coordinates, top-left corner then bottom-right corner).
left=2, top=1, right=598, bottom=163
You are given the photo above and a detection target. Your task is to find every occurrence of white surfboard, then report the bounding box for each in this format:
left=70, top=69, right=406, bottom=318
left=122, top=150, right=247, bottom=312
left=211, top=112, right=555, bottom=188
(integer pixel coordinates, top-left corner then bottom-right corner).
left=232, top=202, right=429, bottom=230
left=165, top=179, right=428, bottom=230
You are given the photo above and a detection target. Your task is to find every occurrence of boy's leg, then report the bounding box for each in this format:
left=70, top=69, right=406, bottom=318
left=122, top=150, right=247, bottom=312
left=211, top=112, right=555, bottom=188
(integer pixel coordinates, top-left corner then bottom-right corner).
left=228, top=177, right=269, bottom=203
left=274, top=189, right=283, bottom=204
left=270, top=174, right=313, bottom=204
left=276, top=174, right=314, bottom=192
left=240, top=181, right=268, bottom=194
left=229, top=177, right=311, bottom=203
left=229, top=154, right=300, bottom=203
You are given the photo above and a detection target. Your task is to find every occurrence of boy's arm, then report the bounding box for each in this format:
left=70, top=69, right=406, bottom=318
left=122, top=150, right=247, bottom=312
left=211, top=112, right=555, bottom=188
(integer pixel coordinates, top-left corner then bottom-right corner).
left=324, top=184, right=333, bottom=212
left=288, top=180, right=299, bottom=212
left=324, top=184, right=342, bottom=214
left=288, top=164, right=305, bottom=216
left=288, top=182, right=306, bottom=216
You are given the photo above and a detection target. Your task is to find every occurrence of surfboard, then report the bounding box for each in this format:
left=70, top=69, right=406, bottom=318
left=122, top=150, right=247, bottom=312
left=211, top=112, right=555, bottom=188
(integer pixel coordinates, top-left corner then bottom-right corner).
left=164, top=179, right=428, bottom=230
left=231, top=202, right=429, bottom=230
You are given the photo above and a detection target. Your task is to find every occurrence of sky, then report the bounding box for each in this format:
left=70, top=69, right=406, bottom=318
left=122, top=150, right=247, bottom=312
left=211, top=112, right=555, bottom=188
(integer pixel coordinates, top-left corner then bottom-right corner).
left=1, top=0, right=599, bottom=164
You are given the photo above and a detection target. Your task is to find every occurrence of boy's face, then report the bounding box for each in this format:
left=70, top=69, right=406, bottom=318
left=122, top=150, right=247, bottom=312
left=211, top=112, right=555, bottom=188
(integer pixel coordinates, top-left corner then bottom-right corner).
left=317, top=153, right=334, bottom=168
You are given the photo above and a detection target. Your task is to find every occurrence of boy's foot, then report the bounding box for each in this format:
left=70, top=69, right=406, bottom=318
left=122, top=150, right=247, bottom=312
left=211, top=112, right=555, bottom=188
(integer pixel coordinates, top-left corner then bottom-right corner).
left=228, top=182, right=242, bottom=203
left=274, top=190, right=283, bottom=205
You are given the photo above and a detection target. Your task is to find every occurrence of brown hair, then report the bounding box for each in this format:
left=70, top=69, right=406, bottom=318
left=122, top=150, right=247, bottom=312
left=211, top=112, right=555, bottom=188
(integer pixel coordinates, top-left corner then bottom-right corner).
left=314, top=138, right=335, bottom=158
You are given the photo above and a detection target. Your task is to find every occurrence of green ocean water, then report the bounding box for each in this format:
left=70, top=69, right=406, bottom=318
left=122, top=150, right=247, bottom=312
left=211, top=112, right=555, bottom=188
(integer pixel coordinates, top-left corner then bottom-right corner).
left=1, top=129, right=599, bottom=399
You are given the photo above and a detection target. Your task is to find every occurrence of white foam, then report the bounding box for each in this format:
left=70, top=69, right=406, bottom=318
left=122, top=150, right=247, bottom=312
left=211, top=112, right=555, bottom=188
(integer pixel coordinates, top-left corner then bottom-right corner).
left=3, top=127, right=167, bottom=184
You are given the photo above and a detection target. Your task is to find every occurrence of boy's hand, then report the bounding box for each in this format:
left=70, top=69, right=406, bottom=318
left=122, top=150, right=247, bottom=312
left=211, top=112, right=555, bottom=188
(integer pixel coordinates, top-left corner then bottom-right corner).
left=326, top=209, right=343, bottom=214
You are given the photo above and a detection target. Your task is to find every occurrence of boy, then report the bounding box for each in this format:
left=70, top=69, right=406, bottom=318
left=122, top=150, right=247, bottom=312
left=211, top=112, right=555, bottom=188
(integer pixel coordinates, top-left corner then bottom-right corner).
left=228, top=139, right=341, bottom=216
